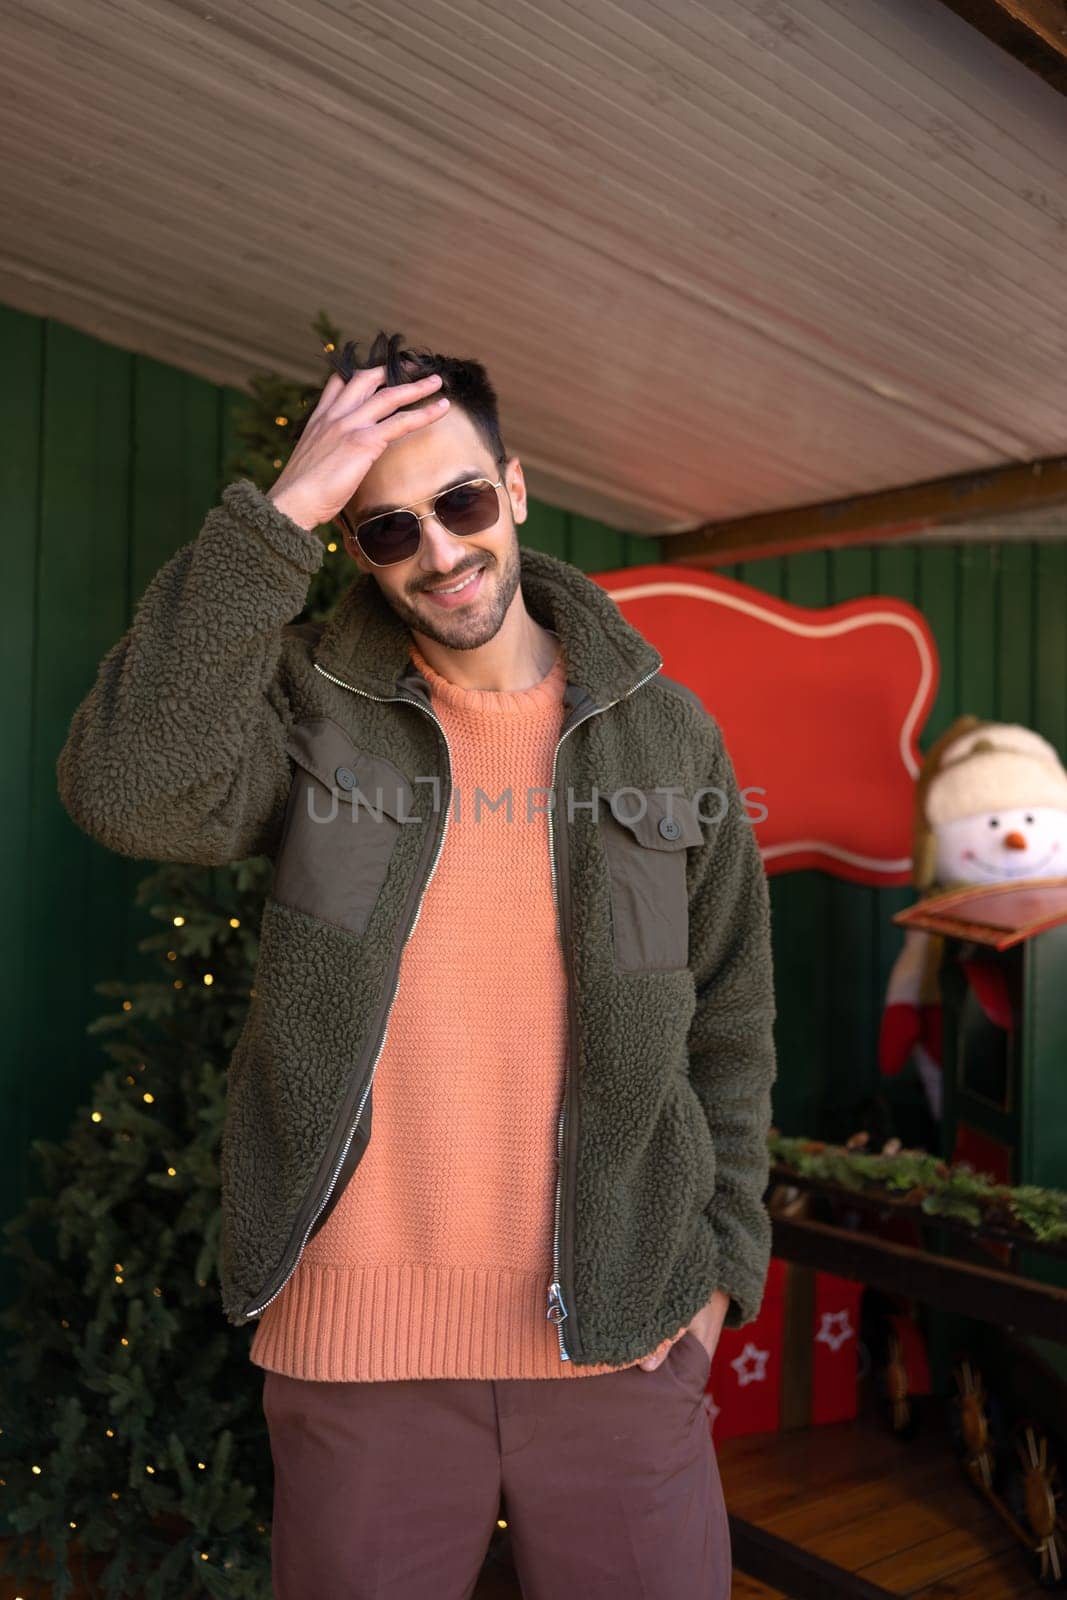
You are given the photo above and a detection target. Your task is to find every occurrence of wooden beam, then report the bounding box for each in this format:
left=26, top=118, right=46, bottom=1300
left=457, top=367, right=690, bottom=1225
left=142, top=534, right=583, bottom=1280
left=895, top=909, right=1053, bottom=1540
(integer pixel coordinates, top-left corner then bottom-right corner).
left=729, top=1518, right=901, bottom=1600
left=771, top=1214, right=1067, bottom=1344
left=932, top=0, right=1067, bottom=97
left=664, top=454, right=1067, bottom=569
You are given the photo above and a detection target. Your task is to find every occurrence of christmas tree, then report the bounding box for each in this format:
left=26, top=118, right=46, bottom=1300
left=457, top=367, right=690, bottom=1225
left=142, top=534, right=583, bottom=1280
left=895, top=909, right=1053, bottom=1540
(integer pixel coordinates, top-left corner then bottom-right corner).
left=0, top=314, right=354, bottom=1598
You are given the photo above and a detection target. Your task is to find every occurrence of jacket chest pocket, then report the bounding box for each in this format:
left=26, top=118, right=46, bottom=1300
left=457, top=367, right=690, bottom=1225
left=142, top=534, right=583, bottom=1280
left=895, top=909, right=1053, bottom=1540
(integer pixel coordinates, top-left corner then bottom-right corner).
left=272, top=717, right=415, bottom=938
left=598, top=788, right=704, bottom=973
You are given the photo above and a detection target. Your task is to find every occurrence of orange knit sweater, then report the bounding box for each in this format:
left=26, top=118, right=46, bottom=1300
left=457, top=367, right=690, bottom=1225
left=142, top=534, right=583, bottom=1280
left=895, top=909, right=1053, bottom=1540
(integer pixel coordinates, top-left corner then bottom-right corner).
left=249, top=637, right=646, bottom=1381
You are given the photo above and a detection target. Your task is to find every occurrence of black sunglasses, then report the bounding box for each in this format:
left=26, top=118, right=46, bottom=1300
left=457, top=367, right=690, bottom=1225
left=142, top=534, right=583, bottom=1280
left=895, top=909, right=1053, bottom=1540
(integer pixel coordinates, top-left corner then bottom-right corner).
left=338, top=476, right=506, bottom=568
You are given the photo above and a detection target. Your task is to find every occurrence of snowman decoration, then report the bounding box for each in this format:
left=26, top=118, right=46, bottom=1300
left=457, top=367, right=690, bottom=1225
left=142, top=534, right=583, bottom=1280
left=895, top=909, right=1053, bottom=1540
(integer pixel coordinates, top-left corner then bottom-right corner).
left=879, top=716, right=1067, bottom=1121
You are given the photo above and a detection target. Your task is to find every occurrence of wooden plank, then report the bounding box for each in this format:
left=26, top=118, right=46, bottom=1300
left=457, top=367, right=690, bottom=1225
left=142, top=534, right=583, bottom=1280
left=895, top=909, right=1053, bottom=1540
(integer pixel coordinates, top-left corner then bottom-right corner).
left=996, top=543, right=1035, bottom=726
left=621, top=530, right=661, bottom=568
left=772, top=1215, right=1067, bottom=1343
left=5, top=0, right=1067, bottom=538
left=720, top=1412, right=941, bottom=1530
left=720, top=1392, right=1042, bottom=1600
left=664, top=458, right=1067, bottom=569
left=762, top=1463, right=1014, bottom=1572
left=931, top=0, right=1067, bottom=95
left=28, top=322, right=131, bottom=1159
left=567, top=512, right=628, bottom=575
left=0, top=306, right=43, bottom=1308
left=725, top=549, right=818, bottom=1138
left=731, top=1576, right=788, bottom=1599
left=827, top=543, right=882, bottom=1135
left=131, top=354, right=200, bottom=596
left=729, top=1516, right=900, bottom=1599
left=916, top=542, right=960, bottom=745
left=958, top=545, right=999, bottom=720
left=78, top=339, right=140, bottom=1100
left=909, top=1545, right=1050, bottom=1599
left=521, top=499, right=568, bottom=561
left=869, top=542, right=933, bottom=1140
left=1035, top=542, right=1067, bottom=759
left=777, top=551, right=836, bottom=1137
left=861, top=1518, right=1026, bottom=1594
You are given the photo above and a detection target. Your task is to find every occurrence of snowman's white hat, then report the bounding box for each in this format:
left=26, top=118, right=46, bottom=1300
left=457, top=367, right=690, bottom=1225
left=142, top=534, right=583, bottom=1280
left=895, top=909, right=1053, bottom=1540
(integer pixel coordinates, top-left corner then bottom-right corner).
left=926, top=722, right=1067, bottom=825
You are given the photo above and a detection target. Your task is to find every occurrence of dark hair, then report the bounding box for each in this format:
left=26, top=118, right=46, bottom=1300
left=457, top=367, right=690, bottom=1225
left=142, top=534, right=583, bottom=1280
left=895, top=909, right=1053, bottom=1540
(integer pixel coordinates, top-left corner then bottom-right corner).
left=297, top=328, right=509, bottom=469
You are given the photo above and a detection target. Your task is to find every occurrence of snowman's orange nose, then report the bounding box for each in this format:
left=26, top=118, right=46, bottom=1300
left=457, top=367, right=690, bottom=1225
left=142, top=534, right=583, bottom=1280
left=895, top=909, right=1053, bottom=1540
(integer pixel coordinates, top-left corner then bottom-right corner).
left=1003, top=831, right=1027, bottom=849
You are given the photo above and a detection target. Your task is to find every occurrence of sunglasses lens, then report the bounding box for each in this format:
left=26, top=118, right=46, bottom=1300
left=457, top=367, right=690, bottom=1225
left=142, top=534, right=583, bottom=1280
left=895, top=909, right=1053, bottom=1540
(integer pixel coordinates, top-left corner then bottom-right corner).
left=354, top=481, right=500, bottom=566
left=435, top=482, right=500, bottom=538
left=357, top=511, right=421, bottom=566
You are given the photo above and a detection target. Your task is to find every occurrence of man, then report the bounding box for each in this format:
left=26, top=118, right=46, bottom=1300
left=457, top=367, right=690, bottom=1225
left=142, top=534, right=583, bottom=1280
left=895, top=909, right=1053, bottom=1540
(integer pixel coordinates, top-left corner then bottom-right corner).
left=56, top=330, right=778, bottom=1598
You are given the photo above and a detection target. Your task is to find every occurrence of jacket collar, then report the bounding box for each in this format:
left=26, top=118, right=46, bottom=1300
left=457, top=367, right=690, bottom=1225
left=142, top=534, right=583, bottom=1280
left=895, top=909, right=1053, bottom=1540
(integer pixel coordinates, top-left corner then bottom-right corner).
left=312, top=544, right=662, bottom=710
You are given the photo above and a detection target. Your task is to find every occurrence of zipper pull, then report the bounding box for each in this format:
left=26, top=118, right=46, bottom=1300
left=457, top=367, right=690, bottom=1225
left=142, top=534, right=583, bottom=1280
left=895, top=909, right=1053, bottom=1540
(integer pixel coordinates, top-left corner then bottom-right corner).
left=546, top=1280, right=569, bottom=1325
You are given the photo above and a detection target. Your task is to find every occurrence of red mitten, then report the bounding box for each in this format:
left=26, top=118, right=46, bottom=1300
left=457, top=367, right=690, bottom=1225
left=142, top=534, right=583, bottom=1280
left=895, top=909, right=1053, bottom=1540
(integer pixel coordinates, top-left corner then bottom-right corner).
left=919, top=1003, right=942, bottom=1063
left=879, top=1002, right=920, bottom=1075
left=960, top=957, right=1014, bottom=1032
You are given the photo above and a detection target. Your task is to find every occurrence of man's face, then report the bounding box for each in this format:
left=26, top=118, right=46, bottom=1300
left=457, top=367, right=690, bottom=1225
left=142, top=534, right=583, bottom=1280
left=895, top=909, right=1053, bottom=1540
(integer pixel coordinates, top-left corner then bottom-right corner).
left=335, top=403, right=528, bottom=653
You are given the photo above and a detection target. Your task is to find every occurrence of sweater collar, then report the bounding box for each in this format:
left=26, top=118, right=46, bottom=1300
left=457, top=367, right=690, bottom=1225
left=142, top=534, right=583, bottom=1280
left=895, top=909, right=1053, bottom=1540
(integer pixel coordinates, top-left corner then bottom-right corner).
left=312, top=544, right=662, bottom=710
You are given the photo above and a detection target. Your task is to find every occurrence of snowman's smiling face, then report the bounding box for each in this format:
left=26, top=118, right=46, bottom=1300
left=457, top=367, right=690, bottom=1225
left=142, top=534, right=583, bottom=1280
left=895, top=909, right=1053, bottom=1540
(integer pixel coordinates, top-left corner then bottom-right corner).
left=935, top=807, right=1067, bottom=886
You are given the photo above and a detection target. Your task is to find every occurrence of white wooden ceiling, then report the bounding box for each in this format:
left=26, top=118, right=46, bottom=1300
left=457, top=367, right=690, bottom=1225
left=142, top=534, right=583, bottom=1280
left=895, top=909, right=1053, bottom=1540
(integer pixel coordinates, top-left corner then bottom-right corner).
left=2, top=0, right=1065, bottom=535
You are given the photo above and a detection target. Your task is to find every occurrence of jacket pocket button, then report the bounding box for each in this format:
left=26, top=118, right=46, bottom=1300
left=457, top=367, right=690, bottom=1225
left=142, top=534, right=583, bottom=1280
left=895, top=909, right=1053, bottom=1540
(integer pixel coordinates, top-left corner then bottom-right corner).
left=335, top=766, right=357, bottom=790
left=658, top=815, right=682, bottom=840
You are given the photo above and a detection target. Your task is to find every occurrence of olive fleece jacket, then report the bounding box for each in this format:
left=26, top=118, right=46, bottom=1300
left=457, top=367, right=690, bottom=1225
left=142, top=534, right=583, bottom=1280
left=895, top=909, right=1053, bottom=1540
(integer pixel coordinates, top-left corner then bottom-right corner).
left=55, top=477, right=779, bottom=1366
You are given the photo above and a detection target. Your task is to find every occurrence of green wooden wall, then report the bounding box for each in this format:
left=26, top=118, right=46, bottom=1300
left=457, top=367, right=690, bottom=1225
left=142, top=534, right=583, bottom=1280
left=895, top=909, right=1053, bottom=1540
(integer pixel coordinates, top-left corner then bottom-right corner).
left=0, top=307, right=662, bottom=1293
left=4, top=305, right=1067, bottom=1296
left=720, top=540, right=1067, bottom=1147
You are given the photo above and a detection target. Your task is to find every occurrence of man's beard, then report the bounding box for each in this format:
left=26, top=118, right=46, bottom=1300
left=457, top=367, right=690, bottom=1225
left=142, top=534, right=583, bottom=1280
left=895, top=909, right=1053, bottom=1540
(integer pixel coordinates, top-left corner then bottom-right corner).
left=381, top=536, right=522, bottom=652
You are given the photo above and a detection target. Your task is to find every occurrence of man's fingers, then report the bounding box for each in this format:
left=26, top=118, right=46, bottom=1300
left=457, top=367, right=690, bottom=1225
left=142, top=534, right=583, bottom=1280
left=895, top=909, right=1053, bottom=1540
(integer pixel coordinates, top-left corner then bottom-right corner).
left=325, top=362, right=388, bottom=422
left=356, top=372, right=444, bottom=427
left=366, top=395, right=450, bottom=446
left=638, top=1334, right=679, bottom=1370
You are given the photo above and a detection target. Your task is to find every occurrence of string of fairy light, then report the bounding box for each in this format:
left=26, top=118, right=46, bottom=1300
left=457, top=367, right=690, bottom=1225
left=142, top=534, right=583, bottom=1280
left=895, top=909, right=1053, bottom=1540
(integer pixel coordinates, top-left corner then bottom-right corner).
left=7, top=346, right=349, bottom=1587
left=17, top=910, right=266, bottom=1573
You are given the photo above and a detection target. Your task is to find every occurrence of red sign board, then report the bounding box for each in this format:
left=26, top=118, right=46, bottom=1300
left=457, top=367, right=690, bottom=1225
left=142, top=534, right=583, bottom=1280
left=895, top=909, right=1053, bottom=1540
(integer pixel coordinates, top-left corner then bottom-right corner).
left=596, top=564, right=939, bottom=887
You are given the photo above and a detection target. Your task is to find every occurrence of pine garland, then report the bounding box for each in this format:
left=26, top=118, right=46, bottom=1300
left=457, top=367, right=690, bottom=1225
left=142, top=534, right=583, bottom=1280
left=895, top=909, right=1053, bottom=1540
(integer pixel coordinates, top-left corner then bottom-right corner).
left=768, top=1130, right=1067, bottom=1247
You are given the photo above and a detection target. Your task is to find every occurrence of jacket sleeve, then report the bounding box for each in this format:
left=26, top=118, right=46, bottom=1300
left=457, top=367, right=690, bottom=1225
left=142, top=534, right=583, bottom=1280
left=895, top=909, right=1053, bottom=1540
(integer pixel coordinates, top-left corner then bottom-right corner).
left=56, top=478, right=324, bottom=867
left=686, top=716, right=778, bottom=1330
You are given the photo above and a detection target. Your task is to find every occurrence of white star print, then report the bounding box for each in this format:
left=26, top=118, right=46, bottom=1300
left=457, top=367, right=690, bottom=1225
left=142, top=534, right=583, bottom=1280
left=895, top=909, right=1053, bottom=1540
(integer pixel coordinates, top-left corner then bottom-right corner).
left=815, top=1309, right=855, bottom=1354
left=730, top=1341, right=770, bottom=1387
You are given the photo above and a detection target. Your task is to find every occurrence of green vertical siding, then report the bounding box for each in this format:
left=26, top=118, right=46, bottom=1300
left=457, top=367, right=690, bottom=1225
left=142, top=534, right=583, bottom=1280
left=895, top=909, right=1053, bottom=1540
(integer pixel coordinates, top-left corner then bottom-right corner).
left=4, top=304, right=1066, bottom=1299
left=723, top=532, right=1067, bottom=1146
left=0, top=308, right=42, bottom=1247
left=0, top=307, right=666, bottom=1301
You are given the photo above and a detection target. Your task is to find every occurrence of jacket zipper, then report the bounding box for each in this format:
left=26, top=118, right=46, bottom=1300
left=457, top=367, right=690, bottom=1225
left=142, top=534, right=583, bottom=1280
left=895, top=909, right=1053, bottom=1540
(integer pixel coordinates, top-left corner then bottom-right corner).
left=242, top=662, right=454, bottom=1320
left=545, top=659, right=662, bottom=1361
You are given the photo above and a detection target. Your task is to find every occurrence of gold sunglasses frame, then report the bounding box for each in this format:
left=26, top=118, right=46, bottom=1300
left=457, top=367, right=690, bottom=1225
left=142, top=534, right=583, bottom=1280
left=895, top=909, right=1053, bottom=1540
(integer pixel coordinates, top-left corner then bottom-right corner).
left=337, top=475, right=507, bottom=568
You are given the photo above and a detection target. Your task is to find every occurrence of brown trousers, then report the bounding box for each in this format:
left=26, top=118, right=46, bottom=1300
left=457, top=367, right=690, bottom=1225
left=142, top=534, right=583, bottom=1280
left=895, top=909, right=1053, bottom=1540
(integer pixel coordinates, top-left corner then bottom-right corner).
left=261, top=1327, right=731, bottom=1599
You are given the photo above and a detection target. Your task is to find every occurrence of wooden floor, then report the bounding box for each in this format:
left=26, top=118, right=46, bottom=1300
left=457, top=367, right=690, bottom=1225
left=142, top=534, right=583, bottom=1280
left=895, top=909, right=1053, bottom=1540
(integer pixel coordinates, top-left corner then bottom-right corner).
left=2, top=1392, right=1047, bottom=1599
left=719, top=1390, right=1044, bottom=1599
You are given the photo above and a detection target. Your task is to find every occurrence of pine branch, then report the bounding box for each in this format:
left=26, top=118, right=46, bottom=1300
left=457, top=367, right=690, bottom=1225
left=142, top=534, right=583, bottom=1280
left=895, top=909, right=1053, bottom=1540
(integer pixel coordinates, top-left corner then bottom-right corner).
left=768, top=1131, right=1067, bottom=1247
